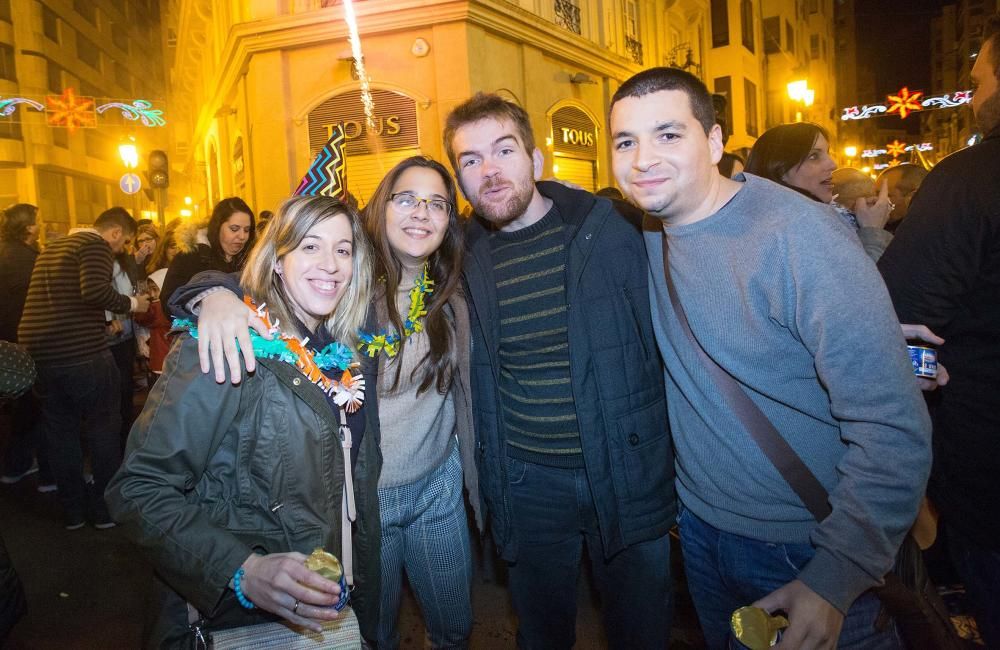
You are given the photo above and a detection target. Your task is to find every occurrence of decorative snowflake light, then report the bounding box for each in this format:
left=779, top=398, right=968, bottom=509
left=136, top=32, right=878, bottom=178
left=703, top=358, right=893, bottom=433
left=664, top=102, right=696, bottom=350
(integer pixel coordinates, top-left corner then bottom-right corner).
left=46, top=88, right=96, bottom=132
left=886, top=140, right=907, bottom=158
left=886, top=87, right=924, bottom=120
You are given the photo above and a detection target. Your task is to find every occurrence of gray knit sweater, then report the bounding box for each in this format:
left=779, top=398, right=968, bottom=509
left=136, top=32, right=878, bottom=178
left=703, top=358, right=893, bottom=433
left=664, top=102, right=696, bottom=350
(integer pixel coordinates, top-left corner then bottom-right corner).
left=644, top=173, right=931, bottom=613
left=376, top=283, right=456, bottom=489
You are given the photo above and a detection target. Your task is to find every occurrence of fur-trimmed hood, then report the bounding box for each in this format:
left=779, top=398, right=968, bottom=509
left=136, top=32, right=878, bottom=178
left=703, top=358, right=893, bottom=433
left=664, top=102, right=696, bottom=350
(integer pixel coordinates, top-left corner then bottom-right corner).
left=173, top=220, right=210, bottom=255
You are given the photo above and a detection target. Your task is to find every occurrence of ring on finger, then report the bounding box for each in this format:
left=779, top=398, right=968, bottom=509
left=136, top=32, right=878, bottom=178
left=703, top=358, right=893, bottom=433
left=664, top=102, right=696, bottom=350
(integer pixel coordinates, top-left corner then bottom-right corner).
left=292, top=599, right=301, bottom=615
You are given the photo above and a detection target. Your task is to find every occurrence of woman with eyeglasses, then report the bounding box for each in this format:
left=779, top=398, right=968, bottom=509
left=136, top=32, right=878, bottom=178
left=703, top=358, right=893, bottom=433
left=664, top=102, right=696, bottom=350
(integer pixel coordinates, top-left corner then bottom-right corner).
left=162, top=156, right=482, bottom=648
left=358, top=156, right=478, bottom=648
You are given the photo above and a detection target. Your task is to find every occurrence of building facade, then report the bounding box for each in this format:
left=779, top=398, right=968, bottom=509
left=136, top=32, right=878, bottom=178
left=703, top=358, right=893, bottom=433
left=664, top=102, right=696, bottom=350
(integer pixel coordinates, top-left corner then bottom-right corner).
left=760, top=0, right=837, bottom=138
left=0, top=0, right=166, bottom=239
left=163, top=0, right=801, bottom=212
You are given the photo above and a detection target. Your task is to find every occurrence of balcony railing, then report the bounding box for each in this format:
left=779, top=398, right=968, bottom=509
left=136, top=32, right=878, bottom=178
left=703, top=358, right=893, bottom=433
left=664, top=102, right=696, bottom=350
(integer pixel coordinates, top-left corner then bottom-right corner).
left=554, top=0, right=581, bottom=35
left=625, top=35, right=643, bottom=64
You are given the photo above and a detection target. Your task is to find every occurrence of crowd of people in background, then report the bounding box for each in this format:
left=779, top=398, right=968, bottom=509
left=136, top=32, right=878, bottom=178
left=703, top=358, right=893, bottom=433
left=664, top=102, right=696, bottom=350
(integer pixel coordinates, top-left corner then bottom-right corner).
left=1, top=12, right=998, bottom=650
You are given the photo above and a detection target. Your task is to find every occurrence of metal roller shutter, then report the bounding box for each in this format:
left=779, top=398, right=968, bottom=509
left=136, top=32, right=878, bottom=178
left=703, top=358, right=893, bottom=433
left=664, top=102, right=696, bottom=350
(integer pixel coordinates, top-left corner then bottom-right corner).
left=552, top=156, right=596, bottom=193
left=346, top=149, right=421, bottom=206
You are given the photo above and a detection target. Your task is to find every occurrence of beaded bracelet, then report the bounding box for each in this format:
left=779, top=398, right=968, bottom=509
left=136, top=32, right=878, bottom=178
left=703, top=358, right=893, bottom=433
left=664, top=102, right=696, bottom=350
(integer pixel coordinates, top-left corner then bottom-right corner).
left=233, top=567, right=255, bottom=609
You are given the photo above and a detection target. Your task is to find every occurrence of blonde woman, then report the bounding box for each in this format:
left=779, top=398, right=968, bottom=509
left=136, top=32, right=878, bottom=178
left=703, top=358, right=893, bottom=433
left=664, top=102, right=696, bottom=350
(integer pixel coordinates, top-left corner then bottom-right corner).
left=106, top=196, right=382, bottom=647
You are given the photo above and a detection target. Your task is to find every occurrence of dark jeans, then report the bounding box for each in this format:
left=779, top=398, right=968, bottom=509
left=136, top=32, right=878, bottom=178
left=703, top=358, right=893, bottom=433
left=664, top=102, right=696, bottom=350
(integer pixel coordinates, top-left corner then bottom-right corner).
left=35, top=351, right=122, bottom=523
left=108, top=337, right=136, bottom=449
left=677, top=506, right=901, bottom=650
left=1, top=390, right=52, bottom=481
left=505, top=457, right=672, bottom=650
left=947, top=524, right=1000, bottom=649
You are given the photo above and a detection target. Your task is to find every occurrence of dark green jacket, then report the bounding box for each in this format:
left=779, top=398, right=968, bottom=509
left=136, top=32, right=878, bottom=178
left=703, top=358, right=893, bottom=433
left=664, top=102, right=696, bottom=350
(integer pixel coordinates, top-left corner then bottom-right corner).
left=106, top=336, right=382, bottom=646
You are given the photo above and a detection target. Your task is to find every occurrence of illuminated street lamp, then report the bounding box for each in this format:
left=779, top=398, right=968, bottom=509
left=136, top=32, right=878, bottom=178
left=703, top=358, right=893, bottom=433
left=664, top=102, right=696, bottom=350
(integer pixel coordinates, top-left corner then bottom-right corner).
left=787, top=80, right=815, bottom=123
left=119, top=142, right=139, bottom=169
left=844, top=145, right=858, bottom=159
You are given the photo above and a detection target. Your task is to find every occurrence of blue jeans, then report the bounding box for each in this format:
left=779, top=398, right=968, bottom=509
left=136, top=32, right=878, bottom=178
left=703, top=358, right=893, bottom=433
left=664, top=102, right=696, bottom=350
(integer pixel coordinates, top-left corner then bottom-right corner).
left=505, top=457, right=673, bottom=650
left=34, top=352, right=121, bottom=524
left=377, top=442, right=473, bottom=649
left=947, top=524, right=1000, bottom=649
left=678, top=506, right=901, bottom=650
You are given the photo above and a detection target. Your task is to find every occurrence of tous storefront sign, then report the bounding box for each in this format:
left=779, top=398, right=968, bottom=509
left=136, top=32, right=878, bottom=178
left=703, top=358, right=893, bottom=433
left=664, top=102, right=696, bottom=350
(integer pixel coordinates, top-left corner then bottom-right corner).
left=308, top=89, right=418, bottom=155
left=550, top=105, right=598, bottom=159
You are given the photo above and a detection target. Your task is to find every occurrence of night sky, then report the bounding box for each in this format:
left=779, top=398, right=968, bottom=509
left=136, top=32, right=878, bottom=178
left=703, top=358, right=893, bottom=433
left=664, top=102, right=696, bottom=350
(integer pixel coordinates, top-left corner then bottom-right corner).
left=856, top=0, right=953, bottom=98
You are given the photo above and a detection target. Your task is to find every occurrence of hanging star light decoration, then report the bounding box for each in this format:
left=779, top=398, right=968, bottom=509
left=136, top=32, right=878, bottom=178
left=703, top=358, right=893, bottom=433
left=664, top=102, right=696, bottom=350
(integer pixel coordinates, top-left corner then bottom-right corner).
left=46, top=88, right=97, bottom=133
left=885, top=87, right=924, bottom=120
left=886, top=140, right=907, bottom=158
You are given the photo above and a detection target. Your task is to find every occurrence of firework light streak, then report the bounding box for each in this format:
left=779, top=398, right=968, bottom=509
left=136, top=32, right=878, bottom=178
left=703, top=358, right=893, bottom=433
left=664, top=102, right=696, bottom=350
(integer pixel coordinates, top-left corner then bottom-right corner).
left=342, top=0, right=376, bottom=131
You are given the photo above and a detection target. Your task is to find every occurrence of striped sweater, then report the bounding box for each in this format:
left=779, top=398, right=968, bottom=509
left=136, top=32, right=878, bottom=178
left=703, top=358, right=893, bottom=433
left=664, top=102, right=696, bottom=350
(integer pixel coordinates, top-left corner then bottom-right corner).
left=18, top=230, right=132, bottom=364
left=491, top=206, right=583, bottom=467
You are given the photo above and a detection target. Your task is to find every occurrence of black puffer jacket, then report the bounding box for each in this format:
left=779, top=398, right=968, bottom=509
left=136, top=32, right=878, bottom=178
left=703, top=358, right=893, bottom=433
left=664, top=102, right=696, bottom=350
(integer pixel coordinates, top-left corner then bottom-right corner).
left=106, top=336, right=382, bottom=647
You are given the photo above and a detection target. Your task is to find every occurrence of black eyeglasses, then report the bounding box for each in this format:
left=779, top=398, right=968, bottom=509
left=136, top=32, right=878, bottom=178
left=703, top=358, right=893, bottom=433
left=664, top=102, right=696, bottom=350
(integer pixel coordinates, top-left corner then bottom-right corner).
left=389, top=193, right=452, bottom=217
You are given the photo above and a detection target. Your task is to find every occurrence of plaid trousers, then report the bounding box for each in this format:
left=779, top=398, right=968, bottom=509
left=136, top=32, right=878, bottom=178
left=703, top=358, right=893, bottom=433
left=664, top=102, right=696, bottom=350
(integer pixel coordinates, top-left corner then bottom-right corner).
left=376, top=441, right=473, bottom=649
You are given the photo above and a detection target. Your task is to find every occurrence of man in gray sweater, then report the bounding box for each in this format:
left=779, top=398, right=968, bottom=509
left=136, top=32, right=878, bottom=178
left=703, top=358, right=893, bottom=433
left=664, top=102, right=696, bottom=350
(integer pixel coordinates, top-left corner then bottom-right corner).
left=609, top=67, right=931, bottom=649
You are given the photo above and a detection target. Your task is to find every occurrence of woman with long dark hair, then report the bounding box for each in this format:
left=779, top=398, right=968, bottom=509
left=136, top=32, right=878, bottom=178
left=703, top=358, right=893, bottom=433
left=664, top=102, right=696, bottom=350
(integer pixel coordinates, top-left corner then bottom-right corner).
left=746, top=122, right=894, bottom=260
left=360, top=156, right=478, bottom=648
left=160, top=197, right=256, bottom=304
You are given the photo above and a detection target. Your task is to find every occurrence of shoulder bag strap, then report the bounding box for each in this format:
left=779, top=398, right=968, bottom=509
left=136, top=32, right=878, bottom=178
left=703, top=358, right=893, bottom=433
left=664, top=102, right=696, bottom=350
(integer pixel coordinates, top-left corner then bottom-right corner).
left=661, top=232, right=832, bottom=522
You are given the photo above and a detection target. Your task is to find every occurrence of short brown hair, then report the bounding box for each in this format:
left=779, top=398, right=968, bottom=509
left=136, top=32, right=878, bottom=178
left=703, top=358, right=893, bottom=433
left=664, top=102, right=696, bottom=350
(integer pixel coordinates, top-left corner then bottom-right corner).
left=443, top=93, right=536, bottom=172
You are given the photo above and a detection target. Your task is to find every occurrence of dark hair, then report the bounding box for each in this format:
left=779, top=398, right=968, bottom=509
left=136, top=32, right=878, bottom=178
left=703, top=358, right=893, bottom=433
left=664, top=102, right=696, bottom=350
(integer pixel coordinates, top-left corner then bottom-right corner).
left=207, top=197, right=256, bottom=267
left=745, top=122, right=829, bottom=200
left=609, top=67, right=716, bottom=136
left=95, top=207, right=138, bottom=234
left=983, top=14, right=1000, bottom=80
left=718, top=152, right=746, bottom=179
left=363, top=156, right=464, bottom=395
left=1, top=203, right=38, bottom=242
left=444, top=93, right=536, bottom=173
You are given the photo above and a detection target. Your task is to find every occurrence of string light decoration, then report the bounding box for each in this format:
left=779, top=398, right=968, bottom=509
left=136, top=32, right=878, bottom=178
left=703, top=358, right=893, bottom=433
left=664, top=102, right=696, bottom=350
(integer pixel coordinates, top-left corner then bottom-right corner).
left=96, top=100, right=166, bottom=127
left=861, top=142, right=933, bottom=158
left=0, top=89, right=166, bottom=129
left=0, top=97, right=44, bottom=116
left=841, top=88, right=972, bottom=121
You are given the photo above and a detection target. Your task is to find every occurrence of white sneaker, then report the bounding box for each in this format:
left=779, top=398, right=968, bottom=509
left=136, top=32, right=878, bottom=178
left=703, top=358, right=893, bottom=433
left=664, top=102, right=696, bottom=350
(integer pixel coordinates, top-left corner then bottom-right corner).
left=0, top=465, right=39, bottom=484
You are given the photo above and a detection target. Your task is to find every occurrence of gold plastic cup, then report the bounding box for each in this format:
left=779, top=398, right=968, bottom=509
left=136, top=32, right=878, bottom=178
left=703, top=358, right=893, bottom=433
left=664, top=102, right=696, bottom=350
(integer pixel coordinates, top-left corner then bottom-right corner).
left=304, top=548, right=343, bottom=583
left=730, top=606, right=789, bottom=649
